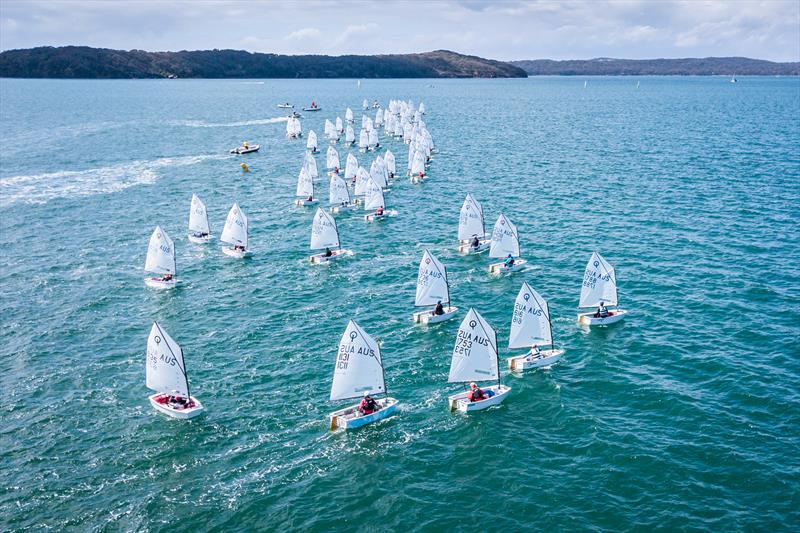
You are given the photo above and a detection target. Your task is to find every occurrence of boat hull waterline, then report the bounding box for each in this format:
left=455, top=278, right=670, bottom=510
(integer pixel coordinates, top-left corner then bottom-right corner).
left=328, top=397, right=399, bottom=430
left=448, top=384, right=511, bottom=413
left=413, top=306, right=459, bottom=324
left=488, top=259, right=528, bottom=274
left=149, top=393, right=204, bottom=419
left=309, top=249, right=354, bottom=264
left=577, top=309, right=628, bottom=326
left=508, top=348, right=565, bottom=371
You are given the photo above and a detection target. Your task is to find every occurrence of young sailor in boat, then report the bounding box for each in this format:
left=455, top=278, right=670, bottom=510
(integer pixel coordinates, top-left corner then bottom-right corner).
left=530, top=344, right=542, bottom=359
left=324, top=247, right=333, bottom=258
left=504, top=254, right=515, bottom=268
left=168, top=394, right=188, bottom=408
left=432, top=301, right=445, bottom=316
left=333, top=166, right=340, bottom=175
left=234, top=244, right=246, bottom=252
left=243, top=141, right=249, bottom=149
left=471, top=235, right=481, bottom=249
left=358, top=391, right=379, bottom=415
left=161, top=273, right=173, bottom=282
left=467, top=382, right=496, bottom=402
left=375, top=206, right=384, bottom=216
left=307, top=195, right=313, bottom=202
left=595, top=301, right=611, bottom=318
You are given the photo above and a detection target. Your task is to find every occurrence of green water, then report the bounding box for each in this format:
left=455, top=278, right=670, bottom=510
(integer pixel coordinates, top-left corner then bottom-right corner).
left=1, top=77, right=799, bottom=531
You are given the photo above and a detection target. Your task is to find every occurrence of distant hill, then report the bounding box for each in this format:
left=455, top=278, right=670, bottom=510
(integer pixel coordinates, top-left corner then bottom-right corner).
left=0, top=46, right=528, bottom=79
left=511, top=57, right=800, bottom=76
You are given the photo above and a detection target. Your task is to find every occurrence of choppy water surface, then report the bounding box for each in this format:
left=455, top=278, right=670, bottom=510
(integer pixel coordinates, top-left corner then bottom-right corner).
left=1, top=77, right=799, bottom=531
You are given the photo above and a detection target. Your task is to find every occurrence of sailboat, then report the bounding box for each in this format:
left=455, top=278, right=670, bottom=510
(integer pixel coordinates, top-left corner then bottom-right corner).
left=362, top=98, right=369, bottom=110
left=358, top=129, right=369, bottom=152
left=345, top=124, right=355, bottom=146
left=306, top=130, right=318, bottom=153
left=329, top=174, right=354, bottom=213
left=304, top=152, right=319, bottom=180
left=730, top=74, right=737, bottom=83
left=286, top=117, right=302, bottom=138
left=146, top=322, right=204, bottom=419
left=507, top=282, right=564, bottom=371
left=309, top=208, right=353, bottom=263
left=220, top=203, right=251, bottom=258
left=577, top=251, right=628, bottom=326
left=363, top=177, right=397, bottom=221
left=344, top=153, right=358, bottom=188
left=413, top=250, right=458, bottom=324
left=188, top=194, right=212, bottom=244
left=384, top=150, right=396, bottom=179
left=294, top=167, right=318, bottom=206
left=144, top=226, right=178, bottom=289
left=345, top=107, right=354, bottom=123
left=326, top=146, right=340, bottom=174
left=328, top=320, right=399, bottom=430
left=457, top=193, right=489, bottom=254
left=335, top=116, right=344, bottom=134
left=488, top=214, right=527, bottom=273
left=368, top=129, right=380, bottom=151
left=409, top=150, right=426, bottom=184
left=447, top=308, right=511, bottom=412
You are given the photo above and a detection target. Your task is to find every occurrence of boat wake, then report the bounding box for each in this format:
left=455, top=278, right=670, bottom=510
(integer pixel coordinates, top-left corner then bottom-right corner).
left=0, top=154, right=225, bottom=207
left=172, top=117, right=288, bottom=128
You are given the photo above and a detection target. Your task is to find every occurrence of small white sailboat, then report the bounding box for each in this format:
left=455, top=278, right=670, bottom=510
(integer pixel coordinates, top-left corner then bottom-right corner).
left=358, top=129, right=369, bottom=152
left=345, top=125, right=355, bottom=145
left=144, top=226, right=178, bottom=289
left=413, top=250, right=458, bottom=324
left=457, top=193, right=489, bottom=254
left=188, top=194, right=212, bottom=244
left=345, top=107, right=354, bottom=123
left=326, top=146, right=340, bottom=173
left=306, top=130, right=318, bottom=153
left=384, top=150, right=396, bottom=179
left=328, top=321, right=399, bottom=430
left=309, top=208, right=353, bottom=263
left=146, top=322, right=204, bottom=419
left=447, top=308, right=511, bottom=413
left=304, top=152, right=319, bottom=179
left=329, top=174, right=354, bottom=213
left=584, top=80, right=588, bottom=88
left=344, top=153, right=358, bottom=187
left=220, top=203, right=251, bottom=258
left=363, top=177, right=396, bottom=221
left=335, top=116, right=344, bottom=134
left=294, top=167, right=318, bottom=206
left=368, top=129, right=379, bottom=151
left=488, top=214, right=527, bottom=273
left=362, top=98, right=369, bottom=110
left=577, top=251, right=628, bottom=326
left=730, top=74, right=737, bottom=83
left=507, top=282, right=564, bottom=371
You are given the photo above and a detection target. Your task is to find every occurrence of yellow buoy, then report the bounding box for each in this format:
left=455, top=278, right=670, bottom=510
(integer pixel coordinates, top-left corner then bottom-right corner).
left=240, top=163, right=249, bottom=173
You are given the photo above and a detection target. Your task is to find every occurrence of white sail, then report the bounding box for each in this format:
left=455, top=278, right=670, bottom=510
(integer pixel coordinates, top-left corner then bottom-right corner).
left=368, top=129, right=378, bottom=148
left=345, top=125, right=355, bottom=144
left=458, top=193, right=485, bottom=240
left=324, top=119, right=334, bottom=137
left=362, top=98, right=368, bottom=110
left=335, top=116, right=343, bottom=132
left=355, top=167, right=370, bottom=196
left=330, top=320, right=385, bottom=401
left=329, top=175, right=351, bottom=205
left=344, top=153, right=358, bottom=182
left=345, top=107, right=354, bottom=122
left=310, top=207, right=340, bottom=249
left=509, top=282, right=552, bottom=349
left=326, top=146, right=340, bottom=170
left=375, top=108, right=383, bottom=126
left=296, top=167, right=314, bottom=198
left=220, top=203, right=248, bottom=248
left=411, top=150, right=425, bottom=175
left=370, top=160, right=387, bottom=188
left=358, top=129, right=368, bottom=150
left=415, top=250, right=450, bottom=306
left=385, top=150, right=396, bottom=174
left=489, top=214, right=520, bottom=258
left=448, top=308, right=498, bottom=383
left=144, top=226, right=176, bottom=275
left=188, top=194, right=210, bottom=234
left=303, top=153, right=319, bottom=179
left=306, top=130, right=318, bottom=151
left=294, top=117, right=302, bottom=136
left=579, top=251, right=618, bottom=308
left=146, top=322, right=189, bottom=396
left=363, top=177, right=385, bottom=210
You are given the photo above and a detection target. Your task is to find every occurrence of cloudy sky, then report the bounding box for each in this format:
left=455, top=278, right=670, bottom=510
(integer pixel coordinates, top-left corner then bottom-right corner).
left=1, top=0, right=798, bottom=61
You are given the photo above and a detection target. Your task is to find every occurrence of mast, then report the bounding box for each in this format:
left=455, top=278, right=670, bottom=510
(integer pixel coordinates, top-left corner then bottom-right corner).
left=444, top=264, right=451, bottom=308
left=494, top=325, right=501, bottom=388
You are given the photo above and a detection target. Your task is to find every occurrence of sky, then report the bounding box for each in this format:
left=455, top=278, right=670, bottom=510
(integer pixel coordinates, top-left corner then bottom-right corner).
left=1, top=0, right=798, bottom=62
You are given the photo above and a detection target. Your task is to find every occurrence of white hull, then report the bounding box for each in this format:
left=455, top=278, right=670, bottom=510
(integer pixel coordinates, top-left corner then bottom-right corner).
left=330, top=203, right=355, bottom=213
left=458, top=239, right=489, bottom=254
left=508, top=348, right=565, bottom=371
left=230, top=145, right=259, bottom=154
left=222, top=247, right=252, bottom=259
left=188, top=233, right=212, bottom=244
left=277, top=104, right=294, bottom=109
left=448, top=384, right=511, bottom=413
left=413, top=306, right=458, bottom=324
left=364, top=209, right=398, bottom=222
left=144, top=277, right=177, bottom=289
left=577, top=308, right=628, bottom=326
left=310, top=249, right=354, bottom=263
left=328, top=397, right=399, bottom=430
left=149, top=393, right=204, bottom=419
left=489, top=258, right=528, bottom=274
left=294, top=199, right=319, bottom=207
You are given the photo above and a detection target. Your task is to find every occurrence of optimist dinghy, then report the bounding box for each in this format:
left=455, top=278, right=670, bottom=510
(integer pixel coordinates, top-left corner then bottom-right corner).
left=409, top=150, right=426, bottom=184
left=457, top=193, right=489, bottom=254
left=294, top=167, right=318, bottom=206
left=328, top=321, right=399, bottom=430
left=577, top=252, right=628, bottom=326
left=447, top=308, right=511, bottom=413
left=306, top=130, right=318, bottom=153
left=345, top=107, right=354, bottom=123
left=345, top=125, right=355, bottom=146
left=507, top=282, right=564, bottom=371
left=384, top=150, right=396, bottom=179
left=413, top=250, right=458, bottom=324
left=329, top=174, right=355, bottom=213
left=363, top=177, right=397, bottom=221
left=144, top=226, right=178, bottom=289
left=488, top=214, right=527, bottom=274
left=230, top=142, right=259, bottom=154
left=326, top=146, right=340, bottom=174
left=188, top=194, right=212, bottom=244
left=358, top=129, right=369, bottom=152
left=220, top=203, right=252, bottom=258
left=309, top=208, right=353, bottom=263
left=146, top=322, right=204, bottom=419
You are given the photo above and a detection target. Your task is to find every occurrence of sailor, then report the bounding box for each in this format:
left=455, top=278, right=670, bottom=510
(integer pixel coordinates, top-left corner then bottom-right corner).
left=243, top=141, right=248, bottom=149
left=530, top=344, right=542, bottom=358
left=333, top=166, right=340, bottom=175
left=433, top=301, right=445, bottom=316
left=471, top=235, right=480, bottom=249
left=162, top=273, right=173, bottom=282
left=324, top=247, right=333, bottom=258
left=468, top=383, right=486, bottom=402
left=504, top=254, right=515, bottom=268
left=307, top=195, right=313, bottom=202
left=358, top=391, right=378, bottom=415
left=595, top=301, right=610, bottom=318
left=234, top=244, right=245, bottom=252
left=375, top=206, right=384, bottom=216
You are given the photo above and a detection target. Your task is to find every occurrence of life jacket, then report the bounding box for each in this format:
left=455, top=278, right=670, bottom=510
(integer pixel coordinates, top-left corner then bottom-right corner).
left=469, top=388, right=485, bottom=402
left=361, top=397, right=377, bottom=413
